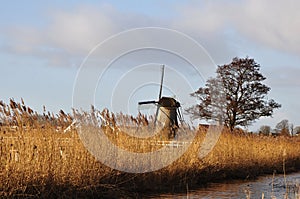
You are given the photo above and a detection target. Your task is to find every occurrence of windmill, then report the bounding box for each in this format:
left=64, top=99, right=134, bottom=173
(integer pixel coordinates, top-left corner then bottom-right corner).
left=138, top=65, right=182, bottom=139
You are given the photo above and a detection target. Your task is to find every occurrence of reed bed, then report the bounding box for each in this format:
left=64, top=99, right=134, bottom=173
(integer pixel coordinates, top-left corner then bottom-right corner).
left=1, top=99, right=300, bottom=198
left=2, top=128, right=300, bottom=197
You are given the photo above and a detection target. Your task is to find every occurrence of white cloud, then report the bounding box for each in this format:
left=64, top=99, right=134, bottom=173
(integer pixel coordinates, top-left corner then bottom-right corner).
left=1, top=3, right=163, bottom=67
left=174, top=1, right=229, bottom=34
left=264, top=66, right=300, bottom=87
left=235, top=0, right=300, bottom=55
left=47, top=5, right=118, bottom=54
left=1, top=4, right=124, bottom=67
left=174, top=0, right=300, bottom=56
left=1, top=1, right=300, bottom=68
left=3, top=26, right=42, bottom=54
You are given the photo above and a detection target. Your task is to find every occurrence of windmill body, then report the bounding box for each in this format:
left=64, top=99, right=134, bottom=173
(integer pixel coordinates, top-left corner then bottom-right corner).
left=157, top=97, right=180, bottom=128
left=157, top=97, right=180, bottom=138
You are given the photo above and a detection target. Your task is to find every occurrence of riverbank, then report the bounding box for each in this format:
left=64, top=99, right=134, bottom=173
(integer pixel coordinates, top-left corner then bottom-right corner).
left=1, top=127, right=300, bottom=198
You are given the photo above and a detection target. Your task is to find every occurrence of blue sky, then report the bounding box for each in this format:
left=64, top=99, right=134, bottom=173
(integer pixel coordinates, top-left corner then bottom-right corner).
left=1, top=0, right=299, bottom=131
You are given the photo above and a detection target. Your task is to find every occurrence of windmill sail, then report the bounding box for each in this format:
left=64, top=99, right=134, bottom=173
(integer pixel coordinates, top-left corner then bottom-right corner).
left=154, top=65, right=165, bottom=127
left=158, top=65, right=164, bottom=100
left=138, top=100, right=157, bottom=105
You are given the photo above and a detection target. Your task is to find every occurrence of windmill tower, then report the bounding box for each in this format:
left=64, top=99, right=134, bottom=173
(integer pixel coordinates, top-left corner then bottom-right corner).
left=138, top=65, right=181, bottom=139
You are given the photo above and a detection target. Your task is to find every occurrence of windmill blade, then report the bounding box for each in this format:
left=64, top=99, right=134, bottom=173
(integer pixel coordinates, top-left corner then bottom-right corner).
left=154, top=65, right=165, bottom=128
left=138, top=103, right=156, bottom=111
left=158, top=65, right=165, bottom=100
left=138, top=100, right=157, bottom=105
left=153, top=104, right=160, bottom=128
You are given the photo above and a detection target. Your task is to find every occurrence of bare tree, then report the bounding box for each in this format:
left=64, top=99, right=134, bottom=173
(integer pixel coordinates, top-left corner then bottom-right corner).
left=290, top=123, right=294, bottom=136
left=275, top=119, right=290, bottom=136
left=187, top=57, right=281, bottom=131
left=294, top=126, right=300, bottom=135
left=259, top=125, right=271, bottom=136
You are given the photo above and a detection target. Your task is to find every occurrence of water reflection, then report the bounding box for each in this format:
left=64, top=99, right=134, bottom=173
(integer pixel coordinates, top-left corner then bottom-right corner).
left=149, top=172, right=300, bottom=199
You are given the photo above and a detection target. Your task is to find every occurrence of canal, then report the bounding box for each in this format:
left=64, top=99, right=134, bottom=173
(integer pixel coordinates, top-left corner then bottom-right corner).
left=147, top=172, right=300, bottom=198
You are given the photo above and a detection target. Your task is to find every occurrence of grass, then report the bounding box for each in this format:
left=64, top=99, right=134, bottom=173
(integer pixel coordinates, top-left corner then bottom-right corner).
left=1, top=99, right=300, bottom=198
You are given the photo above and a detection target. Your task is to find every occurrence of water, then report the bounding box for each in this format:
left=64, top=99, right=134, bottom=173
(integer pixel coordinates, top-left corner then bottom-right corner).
left=148, top=172, right=300, bottom=199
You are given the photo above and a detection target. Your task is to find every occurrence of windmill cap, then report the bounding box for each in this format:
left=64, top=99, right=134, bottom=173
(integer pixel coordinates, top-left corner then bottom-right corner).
left=158, top=97, right=181, bottom=107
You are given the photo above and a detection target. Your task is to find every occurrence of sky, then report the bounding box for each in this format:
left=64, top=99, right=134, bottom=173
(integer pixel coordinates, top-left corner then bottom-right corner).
left=0, top=0, right=299, bottom=131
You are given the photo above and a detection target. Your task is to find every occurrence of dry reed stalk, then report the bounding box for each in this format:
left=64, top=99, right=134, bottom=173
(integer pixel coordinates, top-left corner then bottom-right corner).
left=2, top=127, right=300, bottom=197
left=1, top=100, right=300, bottom=197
